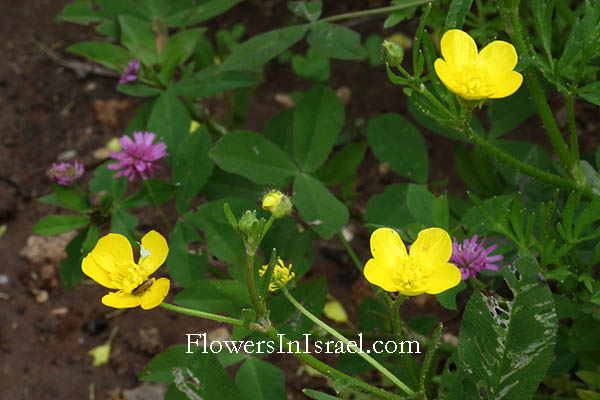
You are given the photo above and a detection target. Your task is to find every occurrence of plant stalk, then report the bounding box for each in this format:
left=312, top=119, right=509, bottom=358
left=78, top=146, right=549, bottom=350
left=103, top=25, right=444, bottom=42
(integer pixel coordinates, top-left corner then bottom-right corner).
left=144, top=180, right=172, bottom=231
left=319, top=1, right=431, bottom=23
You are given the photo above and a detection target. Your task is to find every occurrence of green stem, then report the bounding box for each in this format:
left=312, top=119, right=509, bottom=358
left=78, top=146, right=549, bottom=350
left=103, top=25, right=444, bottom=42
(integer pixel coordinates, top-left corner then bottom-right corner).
left=503, top=1, right=582, bottom=183
left=161, top=303, right=404, bottom=399
left=319, top=1, right=431, bottom=23
left=458, top=124, right=583, bottom=193
left=389, top=296, right=420, bottom=390
left=337, top=232, right=364, bottom=273
left=566, top=94, right=579, bottom=162
left=246, top=252, right=263, bottom=316
left=144, top=180, right=172, bottom=231
left=182, top=99, right=228, bottom=136
left=159, top=303, right=244, bottom=325
left=261, top=215, right=276, bottom=238
left=283, top=287, right=415, bottom=397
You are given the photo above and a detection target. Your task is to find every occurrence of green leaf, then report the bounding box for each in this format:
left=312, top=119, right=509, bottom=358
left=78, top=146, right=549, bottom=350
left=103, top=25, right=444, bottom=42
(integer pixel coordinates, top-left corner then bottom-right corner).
left=288, top=1, right=322, bottom=21
left=292, top=85, right=345, bottom=172
left=141, top=344, right=190, bottom=382
left=576, top=389, right=600, bottom=400
left=406, top=184, right=436, bottom=227
left=66, top=42, right=132, bottom=70
left=173, top=125, right=214, bottom=213
left=147, top=91, right=191, bottom=154
left=458, top=256, right=557, bottom=400
left=307, top=23, right=366, bottom=60
left=367, top=113, right=428, bottom=183
left=293, top=173, right=349, bottom=239
left=265, top=108, right=294, bottom=157
left=56, top=1, right=100, bottom=24
left=313, top=142, right=367, bottom=185
left=366, top=184, right=413, bottom=230
left=89, top=162, right=127, bottom=200
left=51, top=183, right=89, bottom=211
left=110, top=209, right=138, bottom=244
left=164, top=0, right=243, bottom=26
left=171, top=68, right=260, bottom=98
left=270, top=276, right=328, bottom=341
left=174, top=280, right=248, bottom=316
left=167, top=351, right=243, bottom=399
left=59, top=228, right=86, bottom=289
left=531, top=0, right=554, bottom=62
left=443, top=0, right=473, bottom=32
left=160, top=28, right=207, bottom=65
left=203, top=167, right=264, bottom=201
left=116, top=83, right=162, bottom=97
left=118, top=14, right=157, bottom=65
left=291, top=48, right=330, bottom=83
left=219, top=25, right=307, bottom=71
left=119, top=179, right=176, bottom=209
left=303, top=389, right=340, bottom=400
left=167, top=221, right=208, bottom=286
left=235, top=357, right=287, bottom=400
left=579, top=82, right=600, bottom=107
left=432, top=195, right=449, bottom=230
left=489, top=86, right=536, bottom=138
left=187, top=198, right=265, bottom=280
left=210, top=130, right=298, bottom=186
left=435, top=280, right=466, bottom=311
left=33, top=215, right=90, bottom=236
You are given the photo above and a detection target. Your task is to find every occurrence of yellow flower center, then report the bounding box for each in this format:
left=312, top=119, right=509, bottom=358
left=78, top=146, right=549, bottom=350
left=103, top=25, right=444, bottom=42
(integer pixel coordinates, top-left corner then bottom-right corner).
left=107, top=261, right=149, bottom=294
left=392, top=256, right=430, bottom=292
left=453, top=63, right=494, bottom=97
left=259, top=258, right=295, bottom=292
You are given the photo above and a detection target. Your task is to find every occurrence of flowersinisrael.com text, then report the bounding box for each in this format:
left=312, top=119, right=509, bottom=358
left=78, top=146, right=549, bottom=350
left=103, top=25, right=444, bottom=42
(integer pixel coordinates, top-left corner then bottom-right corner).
left=186, top=333, right=420, bottom=355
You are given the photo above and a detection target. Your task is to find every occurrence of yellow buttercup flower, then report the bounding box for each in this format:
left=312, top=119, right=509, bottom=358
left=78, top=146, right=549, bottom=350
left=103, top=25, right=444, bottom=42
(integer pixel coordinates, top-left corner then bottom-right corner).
left=259, top=258, right=295, bottom=292
left=434, top=29, right=523, bottom=100
left=262, top=190, right=292, bottom=218
left=82, top=230, right=170, bottom=309
left=364, top=228, right=461, bottom=296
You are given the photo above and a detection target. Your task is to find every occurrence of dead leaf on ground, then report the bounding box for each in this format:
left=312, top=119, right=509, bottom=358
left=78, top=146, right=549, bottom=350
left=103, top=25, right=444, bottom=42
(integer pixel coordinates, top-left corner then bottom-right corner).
left=93, top=99, right=130, bottom=127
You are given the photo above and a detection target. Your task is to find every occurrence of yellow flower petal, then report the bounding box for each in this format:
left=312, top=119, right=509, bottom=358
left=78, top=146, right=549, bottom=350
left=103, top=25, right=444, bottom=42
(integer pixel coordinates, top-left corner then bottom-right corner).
left=102, top=291, right=141, bottom=308
left=425, top=263, right=462, bottom=294
left=370, top=228, right=407, bottom=264
left=139, top=230, right=169, bottom=276
left=410, top=228, right=452, bottom=267
left=364, top=258, right=398, bottom=292
left=489, top=70, right=523, bottom=99
left=478, top=40, right=518, bottom=77
left=323, top=299, right=349, bottom=324
left=91, top=233, right=133, bottom=272
left=140, top=278, right=170, bottom=309
left=434, top=58, right=459, bottom=94
left=82, top=254, right=119, bottom=289
left=441, top=29, right=478, bottom=66
left=397, top=286, right=427, bottom=297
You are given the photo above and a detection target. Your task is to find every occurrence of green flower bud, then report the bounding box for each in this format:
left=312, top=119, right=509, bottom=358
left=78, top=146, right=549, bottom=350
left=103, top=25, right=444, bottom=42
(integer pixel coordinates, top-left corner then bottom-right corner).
left=238, top=210, right=258, bottom=234
left=382, top=40, right=404, bottom=67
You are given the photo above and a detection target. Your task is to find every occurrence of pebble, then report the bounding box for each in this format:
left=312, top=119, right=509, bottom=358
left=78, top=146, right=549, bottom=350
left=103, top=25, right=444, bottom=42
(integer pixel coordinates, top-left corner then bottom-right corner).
left=40, top=264, right=55, bottom=280
left=35, top=289, right=49, bottom=303
left=0, top=274, right=8, bottom=285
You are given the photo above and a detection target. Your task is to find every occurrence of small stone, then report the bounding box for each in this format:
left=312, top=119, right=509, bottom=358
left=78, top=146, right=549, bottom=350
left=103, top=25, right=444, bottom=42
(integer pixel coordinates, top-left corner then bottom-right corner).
left=336, top=86, right=352, bottom=106
left=40, top=264, right=55, bottom=280
left=274, top=93, right=295, bottom=108
left=207, top=327, right=231, bottom=343
left=35, top=289, right=49, bottom=303
left=50, top=307, right=68, bottom=317
left=0, top=274, right=8, bottom=285
left=123, top=382, right=167, bottom=400
left=11, top=322, right=18, bottom=330
left=138, top=327, right=161, bottom=353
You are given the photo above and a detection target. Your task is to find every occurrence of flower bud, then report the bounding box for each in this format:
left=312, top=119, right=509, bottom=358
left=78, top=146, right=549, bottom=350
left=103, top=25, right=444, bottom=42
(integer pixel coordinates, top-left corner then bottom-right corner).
left=382, top=40, right=404, bottom=67
left=238, top=210, right=258, bottom=234
left=262, top=191, right=292, bottom=218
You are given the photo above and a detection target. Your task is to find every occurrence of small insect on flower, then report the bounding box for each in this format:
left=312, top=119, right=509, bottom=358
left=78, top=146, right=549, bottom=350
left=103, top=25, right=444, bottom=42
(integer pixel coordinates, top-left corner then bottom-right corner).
left=108, top=131, right=168, bottom=182
left=81, top=230, right=170, bottom=309
left=46, top=161, right=84, bottom=185
left=364, top=228, right=462, bottom=296
left=434, top=29, right=523, bottom=100
left=259, top=258, right=295, bottom=292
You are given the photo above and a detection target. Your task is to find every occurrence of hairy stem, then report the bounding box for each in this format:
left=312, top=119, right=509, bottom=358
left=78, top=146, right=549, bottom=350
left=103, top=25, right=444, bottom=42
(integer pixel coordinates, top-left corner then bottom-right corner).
left=283, top=287, right=415, bottom=397
left=144, top=180, right=172, bottom=231
left=319, top=1, right=431, bottom=23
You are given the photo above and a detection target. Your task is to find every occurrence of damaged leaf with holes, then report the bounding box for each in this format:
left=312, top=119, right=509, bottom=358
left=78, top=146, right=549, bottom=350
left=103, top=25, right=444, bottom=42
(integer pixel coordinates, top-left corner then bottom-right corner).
left=450, top=256, right=557, bottom=399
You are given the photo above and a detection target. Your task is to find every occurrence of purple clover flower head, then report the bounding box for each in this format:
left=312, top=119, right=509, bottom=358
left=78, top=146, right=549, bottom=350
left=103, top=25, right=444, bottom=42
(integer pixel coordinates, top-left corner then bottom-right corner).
left=118, top=59, right=140, bottom=84
left=450, top=235, right=503, bottom=281
left=46, top=161, right=84, bottom=185
left=108, top=132, right=168, bottom=182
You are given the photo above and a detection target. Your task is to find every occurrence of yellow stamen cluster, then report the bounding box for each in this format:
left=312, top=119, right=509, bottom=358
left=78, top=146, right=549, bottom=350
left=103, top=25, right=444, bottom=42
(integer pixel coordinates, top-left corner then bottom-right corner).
left=259, top=258, right=295, bottom=292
